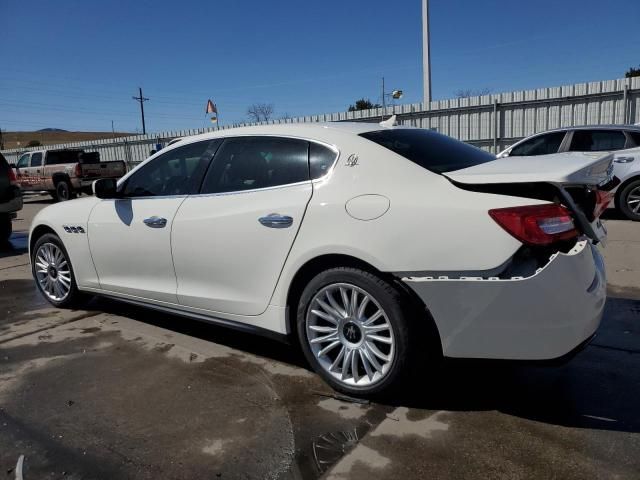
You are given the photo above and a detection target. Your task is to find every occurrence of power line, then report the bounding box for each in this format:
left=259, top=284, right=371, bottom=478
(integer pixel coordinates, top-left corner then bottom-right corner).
left=132, top=87, right=149, bottom=135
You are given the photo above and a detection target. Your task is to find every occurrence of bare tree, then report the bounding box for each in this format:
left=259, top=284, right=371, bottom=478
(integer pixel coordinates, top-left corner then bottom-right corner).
left=454, top=88, right=492, bottom=98
left=247, top=103, right=275, bottom=122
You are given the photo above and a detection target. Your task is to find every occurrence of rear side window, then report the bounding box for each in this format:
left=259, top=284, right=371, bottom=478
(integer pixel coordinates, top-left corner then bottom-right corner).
left=47, top=150, right=81, bottom=165
left=569, top=130, right=626, bottom=152
left=510, top=132, right=566, bottom=156
left=201, top=136, right=309, bottom=194
left=360, top=129, right=495, bottom=173
left=309, top=142, right=337, bottom=179
left=30, top=152, right=43, bottom=167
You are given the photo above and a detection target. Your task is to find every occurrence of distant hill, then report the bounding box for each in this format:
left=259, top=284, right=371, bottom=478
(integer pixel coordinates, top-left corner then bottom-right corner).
left=1, top=131, right=134, bottom=150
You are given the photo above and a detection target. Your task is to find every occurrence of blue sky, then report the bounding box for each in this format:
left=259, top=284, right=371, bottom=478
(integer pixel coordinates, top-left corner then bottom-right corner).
left=1, top=0, right=639, bottom=133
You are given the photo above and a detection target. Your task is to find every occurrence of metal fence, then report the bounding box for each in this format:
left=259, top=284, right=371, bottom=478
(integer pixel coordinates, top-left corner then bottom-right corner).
left=2, top=76, right=639, bottom=166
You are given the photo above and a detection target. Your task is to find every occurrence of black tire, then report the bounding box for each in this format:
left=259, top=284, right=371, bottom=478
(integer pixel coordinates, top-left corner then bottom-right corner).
left=55, top=179, right=76, bottom=202
left=296, top=267, right=413, bottom=397
left=0, top=213, right=11, bottom=242
left=31, top=233, right=84, bottom=308
left=617, top=179, right=640, bottom=221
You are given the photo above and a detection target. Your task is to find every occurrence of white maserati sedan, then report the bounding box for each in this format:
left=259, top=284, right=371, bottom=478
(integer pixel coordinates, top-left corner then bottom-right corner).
left=29, top=121, right=611, bottom=396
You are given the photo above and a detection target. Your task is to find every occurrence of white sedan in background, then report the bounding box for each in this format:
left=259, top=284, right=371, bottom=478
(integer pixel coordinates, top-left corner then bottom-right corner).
left=29, top=121, right=611, bottom=396
left=498, top=125, right=640, bottom=221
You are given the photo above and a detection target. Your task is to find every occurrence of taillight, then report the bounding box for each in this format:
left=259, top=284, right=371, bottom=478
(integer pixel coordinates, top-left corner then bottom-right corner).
left=489, top=204, right=578, bottom=246
left=593, top=190, right=613, bottom=219
left=74, top=163, right=82, bottom=177
left=7, top=167, right=17, bottom=184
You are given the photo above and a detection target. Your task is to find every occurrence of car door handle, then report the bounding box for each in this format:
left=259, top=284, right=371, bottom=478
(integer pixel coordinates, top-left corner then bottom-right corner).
left=143, top=216, right=167, bottom=228
left=259, top=214, right=293, bottom=229
left=614, top=157, right=635, bottom=163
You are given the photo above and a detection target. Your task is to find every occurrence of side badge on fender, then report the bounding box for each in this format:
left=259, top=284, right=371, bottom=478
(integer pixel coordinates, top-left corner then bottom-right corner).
left=345, top=154, right=359, bottom=167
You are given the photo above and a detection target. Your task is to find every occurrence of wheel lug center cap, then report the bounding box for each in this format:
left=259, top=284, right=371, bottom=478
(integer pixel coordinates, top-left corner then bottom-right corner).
left=48, top=266, right=57, bottom=278
left=342, top=321, right=362, bottom=343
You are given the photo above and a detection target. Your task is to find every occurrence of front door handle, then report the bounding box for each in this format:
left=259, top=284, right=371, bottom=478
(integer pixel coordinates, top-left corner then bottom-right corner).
left=143, top=216, right=167, bottom=228
left=259, top=214, right=293, bottom=229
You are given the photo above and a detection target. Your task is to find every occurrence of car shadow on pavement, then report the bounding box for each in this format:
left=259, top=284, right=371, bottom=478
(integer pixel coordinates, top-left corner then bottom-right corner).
left=90, top=293, right=640, bottom=435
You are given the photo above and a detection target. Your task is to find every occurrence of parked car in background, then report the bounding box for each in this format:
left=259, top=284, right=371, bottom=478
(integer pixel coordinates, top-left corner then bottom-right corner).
left=14, top=149, right=126, bottom=201
left=498, top=125, right=640, bottom=220
left=0, top=152, right=23, bottom=241
left=29, top=122, right=612, bottom=396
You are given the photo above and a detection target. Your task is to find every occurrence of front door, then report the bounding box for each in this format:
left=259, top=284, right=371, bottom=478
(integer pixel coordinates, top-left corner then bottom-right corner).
left=87, top=140, right=219, bottom=303
left=15, top=153, right=31, bottom=189
left=172, top=136, right=313, bottom=316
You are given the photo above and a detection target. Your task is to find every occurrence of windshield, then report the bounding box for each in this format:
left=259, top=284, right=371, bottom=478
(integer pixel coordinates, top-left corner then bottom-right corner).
left=360, top=129, right=496, bottom=173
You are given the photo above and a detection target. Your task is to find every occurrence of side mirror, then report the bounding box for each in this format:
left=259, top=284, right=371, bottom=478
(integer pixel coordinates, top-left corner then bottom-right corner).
left=93, top=178, right=119, bottom=199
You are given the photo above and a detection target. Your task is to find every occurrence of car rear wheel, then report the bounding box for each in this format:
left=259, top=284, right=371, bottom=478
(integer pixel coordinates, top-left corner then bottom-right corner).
left=32, top=233, right=83, bottom=308
left=0, top=214, right=11, bottom=242
left=617, top=179, right=640, bottom=221
left=55, top=180, right=76, bottom=202
left=297, top=267, right=411, bottom=397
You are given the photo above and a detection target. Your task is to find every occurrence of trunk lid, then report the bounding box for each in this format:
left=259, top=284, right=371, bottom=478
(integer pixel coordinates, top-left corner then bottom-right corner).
left=443, top=152, right=614, bottom=187
left=444, top=152, right=615, bottom=245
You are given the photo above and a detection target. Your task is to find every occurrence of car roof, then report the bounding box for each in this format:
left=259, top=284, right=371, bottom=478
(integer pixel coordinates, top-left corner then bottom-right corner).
left=539, top=124, right=640, bottom=134
left=175, top=121, right=414, bottom=146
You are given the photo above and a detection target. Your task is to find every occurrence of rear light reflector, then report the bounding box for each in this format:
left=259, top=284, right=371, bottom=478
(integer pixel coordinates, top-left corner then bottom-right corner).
left=489, top=204, right=578, bottom=246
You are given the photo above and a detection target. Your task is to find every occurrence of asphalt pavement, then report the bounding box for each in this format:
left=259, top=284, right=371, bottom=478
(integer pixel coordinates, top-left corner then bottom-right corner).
left=1, top=196, right=639, bottom=479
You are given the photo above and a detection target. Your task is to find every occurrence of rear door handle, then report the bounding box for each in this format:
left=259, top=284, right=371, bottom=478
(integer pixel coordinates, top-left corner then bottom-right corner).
left=259, top=214, right=293, bottom=229
left=614, top=156, right=635, bottom=163
left=143, top=216, right=167, bottom=228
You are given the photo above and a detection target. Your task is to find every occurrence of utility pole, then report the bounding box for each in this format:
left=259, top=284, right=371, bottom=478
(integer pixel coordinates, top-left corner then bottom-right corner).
left=381, top=77, right=386, bottom=109
left=132, top=87, right=149, bottom=135
left=422, top=0, right=432, bottom=104
left=111, top=120, right=116, bottom=138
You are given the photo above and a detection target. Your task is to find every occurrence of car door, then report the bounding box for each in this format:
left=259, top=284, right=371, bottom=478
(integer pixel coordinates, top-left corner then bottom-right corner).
left=567, top=129, right=634, bottom=178
left=29, top=152, right=44, bottom=188
left=507, top=131, right=567, bottom=157
left=87, top=140, right=219, bottom=303
left=172, top=136, right=322, bottom=316
left=15, top=153, right=31, bottom=188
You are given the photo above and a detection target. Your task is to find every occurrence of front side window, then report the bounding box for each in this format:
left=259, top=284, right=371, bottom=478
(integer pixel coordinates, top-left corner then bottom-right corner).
left=569, top=130, right=627, bottom=152
left=360, top=129, right=495, bottom=173
left=30, top=152, right=43, bottom=167
left=17, top=154, right=30, bottom=168
left=201, top=136, right=309, bottom=194
left=122, top=140, right=220, bottom=197
left=509, top=132, right=566, bottom=156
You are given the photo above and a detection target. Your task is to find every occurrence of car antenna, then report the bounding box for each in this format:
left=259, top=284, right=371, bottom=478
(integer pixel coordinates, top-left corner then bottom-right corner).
left=379, top=114, right=397, bottom=128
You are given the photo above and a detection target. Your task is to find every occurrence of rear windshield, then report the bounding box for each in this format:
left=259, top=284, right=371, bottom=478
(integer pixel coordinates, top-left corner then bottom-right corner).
left=360, top=129, right=495, bottom=173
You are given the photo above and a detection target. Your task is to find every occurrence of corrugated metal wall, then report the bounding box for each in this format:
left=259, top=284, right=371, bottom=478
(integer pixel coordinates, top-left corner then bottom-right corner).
left=2, top=76, right=639, bottom=165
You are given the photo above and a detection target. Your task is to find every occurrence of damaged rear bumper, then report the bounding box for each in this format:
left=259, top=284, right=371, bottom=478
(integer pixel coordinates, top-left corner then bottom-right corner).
left=402, top=240, right=606, bottom=360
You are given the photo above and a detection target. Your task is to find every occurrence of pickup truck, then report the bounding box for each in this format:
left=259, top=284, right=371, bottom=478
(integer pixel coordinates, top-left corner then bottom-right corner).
left=0, top=152, right=23, bottom=241
left=14, top=149, right=126, bottom=201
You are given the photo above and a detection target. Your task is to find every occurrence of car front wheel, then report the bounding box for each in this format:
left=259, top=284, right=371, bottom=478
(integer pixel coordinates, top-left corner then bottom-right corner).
left=32, top=233, right=83, bottom=308
left=297, top=267, right=411, bottom=397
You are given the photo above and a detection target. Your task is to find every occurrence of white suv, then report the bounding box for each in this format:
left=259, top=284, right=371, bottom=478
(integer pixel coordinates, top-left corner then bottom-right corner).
left=498, top=125, right=640, bottom=220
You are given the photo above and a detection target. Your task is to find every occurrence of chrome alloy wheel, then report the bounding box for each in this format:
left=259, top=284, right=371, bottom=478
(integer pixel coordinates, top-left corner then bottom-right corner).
left=34, top=243, right=72, bottom=302
left=627, top=185, right=640, bottom=215
left=306, top=283, right=395, bottom=387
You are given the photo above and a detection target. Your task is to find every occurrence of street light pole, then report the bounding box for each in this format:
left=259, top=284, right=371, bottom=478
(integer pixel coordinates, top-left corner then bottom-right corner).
left=422, top=0, right=432, bottom=105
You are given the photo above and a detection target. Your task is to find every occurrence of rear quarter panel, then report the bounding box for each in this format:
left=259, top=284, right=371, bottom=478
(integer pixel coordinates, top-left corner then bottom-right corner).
left=270, top=134, right=540, bottom=307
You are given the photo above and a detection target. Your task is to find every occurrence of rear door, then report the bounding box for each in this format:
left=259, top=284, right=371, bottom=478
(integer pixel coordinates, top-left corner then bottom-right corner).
left=172, top=136, right=317, bottom=316
left=567, top=129, right=636, bottom=181
left=507, top=131, right=567, bottom=157
left=29, top=152, right=45, bottom=189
